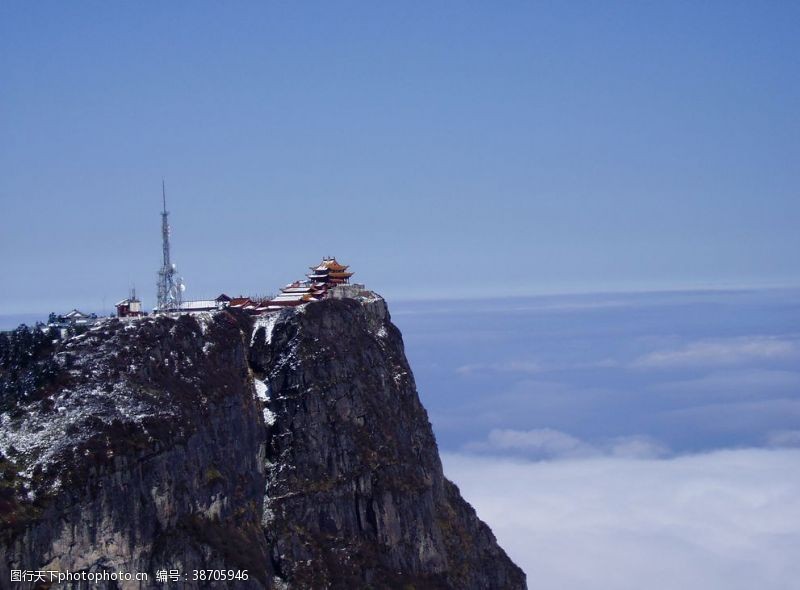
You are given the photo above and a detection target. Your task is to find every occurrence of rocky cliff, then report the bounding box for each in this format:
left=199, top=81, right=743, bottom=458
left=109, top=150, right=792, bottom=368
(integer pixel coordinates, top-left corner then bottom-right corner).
left=0, top=295, right=526, bottom=589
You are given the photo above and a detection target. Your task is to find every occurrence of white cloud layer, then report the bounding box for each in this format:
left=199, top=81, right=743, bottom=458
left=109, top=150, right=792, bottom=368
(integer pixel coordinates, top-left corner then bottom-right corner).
left=465, top=428, right=668, bottom=460
left=443, top=449, right=800, bottom=590
left=632, top=336, right=800, bottom=369
left=767, top=429, right=800, bottom=447
left=456, top=360, right=547, bottom=376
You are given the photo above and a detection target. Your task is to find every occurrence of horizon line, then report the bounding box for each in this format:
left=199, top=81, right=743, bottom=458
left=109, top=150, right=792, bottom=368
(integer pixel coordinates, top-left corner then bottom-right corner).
left=2, top=281, right=799, bottom=320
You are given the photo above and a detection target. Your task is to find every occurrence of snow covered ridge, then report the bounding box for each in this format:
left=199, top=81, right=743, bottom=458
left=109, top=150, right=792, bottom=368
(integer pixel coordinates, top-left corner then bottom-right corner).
left=0, top=311, right=253, bottom=501
left=0, top=382, right=168, bottom=494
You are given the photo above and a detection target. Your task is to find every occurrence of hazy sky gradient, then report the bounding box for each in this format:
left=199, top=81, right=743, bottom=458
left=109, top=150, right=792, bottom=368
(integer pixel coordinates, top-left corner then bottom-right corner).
left=395, top=287, right=800, bottom=454
left=2, top=1, right=799, bottom=313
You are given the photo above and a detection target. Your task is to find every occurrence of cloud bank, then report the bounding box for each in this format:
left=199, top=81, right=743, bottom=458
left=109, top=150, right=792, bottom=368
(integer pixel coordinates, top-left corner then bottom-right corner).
left=464, top=428, right=667, bottom=460
left=404, top=299, right=800, bottom=452
left=631, top=336, right=800, bottom=369
left=443, top=449, right=800, bottom=590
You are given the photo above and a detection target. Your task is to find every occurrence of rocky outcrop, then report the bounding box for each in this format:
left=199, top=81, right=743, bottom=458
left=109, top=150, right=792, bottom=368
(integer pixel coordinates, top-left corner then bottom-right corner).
left=0, top=313, right=271, bottom=589
left=251, top=296, right=525, bottom=589
left=0, top=296, right=526, bottom=589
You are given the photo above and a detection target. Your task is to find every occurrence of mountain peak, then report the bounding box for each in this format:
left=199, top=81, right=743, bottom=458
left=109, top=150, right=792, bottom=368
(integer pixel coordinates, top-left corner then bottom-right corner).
left=1, top=296, right=525, bottom=588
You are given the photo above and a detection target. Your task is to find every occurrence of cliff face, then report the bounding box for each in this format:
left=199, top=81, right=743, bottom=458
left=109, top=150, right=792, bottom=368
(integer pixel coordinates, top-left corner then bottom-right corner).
left=0, top=313, right=271, bottom=588
left=0, top=296, right=526, bottom=589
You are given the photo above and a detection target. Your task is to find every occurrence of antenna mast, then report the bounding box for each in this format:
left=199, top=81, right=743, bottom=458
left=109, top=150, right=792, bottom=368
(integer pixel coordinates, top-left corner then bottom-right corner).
left=156, top=179, right=184, bottom=311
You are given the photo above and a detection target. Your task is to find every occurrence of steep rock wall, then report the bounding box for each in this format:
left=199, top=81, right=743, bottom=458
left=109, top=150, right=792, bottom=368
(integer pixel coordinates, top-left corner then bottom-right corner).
left=251, top=297, right=525, bottom=589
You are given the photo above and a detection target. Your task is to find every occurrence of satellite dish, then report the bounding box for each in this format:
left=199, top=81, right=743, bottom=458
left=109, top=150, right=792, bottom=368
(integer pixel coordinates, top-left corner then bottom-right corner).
left=180, top=284, right=186, bottom=292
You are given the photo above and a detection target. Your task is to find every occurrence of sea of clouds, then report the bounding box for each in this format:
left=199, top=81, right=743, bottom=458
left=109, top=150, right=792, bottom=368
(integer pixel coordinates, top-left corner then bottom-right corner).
left=443, top=447, right=800, bottom=590
left=394, top=288, right=800, bottom=588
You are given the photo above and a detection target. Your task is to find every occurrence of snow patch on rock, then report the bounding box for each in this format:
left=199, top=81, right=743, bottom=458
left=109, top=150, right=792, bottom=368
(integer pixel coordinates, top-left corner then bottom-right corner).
left=252, top=311, right=283, bottom=346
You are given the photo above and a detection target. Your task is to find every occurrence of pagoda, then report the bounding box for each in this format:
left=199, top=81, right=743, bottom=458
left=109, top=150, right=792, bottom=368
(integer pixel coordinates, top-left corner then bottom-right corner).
left=307, top=257, right=354, bottom=286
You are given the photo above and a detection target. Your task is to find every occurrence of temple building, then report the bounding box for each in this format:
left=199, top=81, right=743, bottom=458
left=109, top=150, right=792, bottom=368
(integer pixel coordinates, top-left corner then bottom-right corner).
left=266, top=257, right=355, bottom=310
left=307, top=257, right=354, bottom=286
left=267, top=281, right=325, bottom=309
left=176, top=294, right=252, bottom=313
left=57, top=309, right=97, bottom=326
left=228, top=296, right=258, bottom=312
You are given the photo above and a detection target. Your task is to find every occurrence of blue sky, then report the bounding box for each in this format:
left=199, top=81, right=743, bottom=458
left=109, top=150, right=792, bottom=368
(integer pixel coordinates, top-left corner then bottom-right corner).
left=1, top=2, right=799, bottom=314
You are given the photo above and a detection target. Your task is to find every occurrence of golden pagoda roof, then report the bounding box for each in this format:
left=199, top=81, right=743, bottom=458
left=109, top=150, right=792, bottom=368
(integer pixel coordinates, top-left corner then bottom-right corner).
left=309, top=257, right=350, bottom=272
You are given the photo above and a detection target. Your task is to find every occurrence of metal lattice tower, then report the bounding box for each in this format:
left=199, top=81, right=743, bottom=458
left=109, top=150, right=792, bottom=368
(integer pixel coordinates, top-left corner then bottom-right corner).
left=156, top=180, right=184, bottom=311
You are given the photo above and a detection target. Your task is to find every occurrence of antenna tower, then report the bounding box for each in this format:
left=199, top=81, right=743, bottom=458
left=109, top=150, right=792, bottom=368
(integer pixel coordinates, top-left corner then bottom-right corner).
left=156, top=180, right=184, bottom=311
